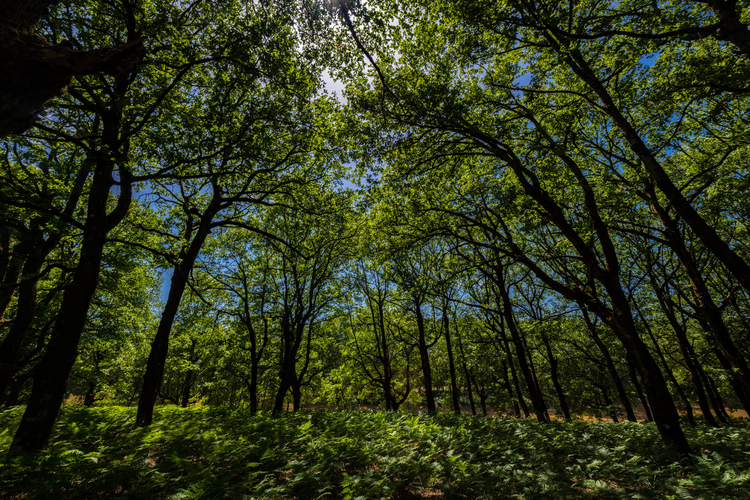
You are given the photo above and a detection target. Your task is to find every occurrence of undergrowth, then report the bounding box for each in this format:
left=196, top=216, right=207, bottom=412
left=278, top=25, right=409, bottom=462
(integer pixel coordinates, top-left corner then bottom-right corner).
left=1, top=406, right=749, bottom=499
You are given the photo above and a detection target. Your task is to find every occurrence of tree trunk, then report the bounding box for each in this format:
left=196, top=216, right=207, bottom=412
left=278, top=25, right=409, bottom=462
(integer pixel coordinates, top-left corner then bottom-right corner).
left=581, top=310, right=637, bottom=422
left=712, top=347, right=750, bottom=414
left=414, top=298, right=436, bottom=415
left=83, top=381, right=96, bottom=407
left=478, top=390, right=488, bottom=416
left=378, top=303, right=395, bottom=411
left=273, top=320, right=303, bottom=416
left=705, top=373, right=731, bottom=421
left=136, top=199, right=220, bottom=426
left=542, top=333, right=570, bottom=421
left=607, top=291, right=688, bottom=452
left=0, top=239, right=43, bottom=402
left=441, top=302, right=460, bottom=414
left=643, top=288, right=719, bottom=426
left=464, top=366, right=476, bottom=415
left=648, top=190, right=750, bottom=405
left=272, top=361, right=293, bottom=416
left=292, top=383, right=302, bottom=411
left=8, top=155, right=130, bottom=455
left=181, top=371, right=193, bottom=408
left=494, top=264, right=547, bottom=422
left=625, top=356, right=653, bottom=422
left=501, top=359, right=521, bottom=417
left=601, top=386, right=619, bottom=423
left=0, top=241, right=25, bottom=320
left=180, top=339, right=196, bottom=408
left=136, top=265, right=189, bottom=425
left=249, top=357, right=259, bottom=415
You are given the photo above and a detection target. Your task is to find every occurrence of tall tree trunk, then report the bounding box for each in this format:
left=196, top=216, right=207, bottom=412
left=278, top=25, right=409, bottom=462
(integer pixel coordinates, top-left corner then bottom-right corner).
left=607, top=291, right=687, bottom=451
left=494, top=264, right=547, bottom=422
left=292, top=383, right=302, bottom=411
left=642, top=286, right=719, bottom=426
left=180, top=339, right=197, bottom=408
left=9, top=158, right=131, bottom=454
left=272, top=357, right=294, bottom=416
left=414, top=298, right=436, bottom=415
left=502, top=341, right=529, bottom=417
left=273, top=319, right=306, bottom=416
left=137, top=265, right=190, bottom=424
left=249, top=358, right=259, bottom=415
left=542, top=333, right=570, bottom=421
left=377, top=302, right=395, bottom=411
left=441, top=301, right=460, bottom=414
left=464, top=366, right=476, bottom=415
left=625, top=357, right=653, bottom=422
left=581, top=310, right=638, bottom=422
left=523, top=333, right=549, bottom=420
left=455, top=320, right=475, bottom=415
left=136, top=198, right=220, bottom=426
left=180, top=370, right=193, bottom=408
left=644, top=323, right=698, bottom=426
left=501, top=359, right=521, bottom=417
left=637, top=304, right=706, bottom=427
left=705, top=373, right=731, bottom=421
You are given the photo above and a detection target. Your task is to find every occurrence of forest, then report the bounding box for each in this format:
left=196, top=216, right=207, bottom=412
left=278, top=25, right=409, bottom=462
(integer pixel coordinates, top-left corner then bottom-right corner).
left=1, top=0, right=750, bottom=497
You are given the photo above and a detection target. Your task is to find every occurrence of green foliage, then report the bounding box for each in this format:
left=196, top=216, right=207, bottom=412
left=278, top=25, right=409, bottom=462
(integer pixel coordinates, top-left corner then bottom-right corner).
left=2, top=406, right=749, bottom=499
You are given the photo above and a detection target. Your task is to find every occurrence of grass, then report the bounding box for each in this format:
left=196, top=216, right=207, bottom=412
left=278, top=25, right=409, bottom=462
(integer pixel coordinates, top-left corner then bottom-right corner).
left=1, top=405, right=749, bottom=499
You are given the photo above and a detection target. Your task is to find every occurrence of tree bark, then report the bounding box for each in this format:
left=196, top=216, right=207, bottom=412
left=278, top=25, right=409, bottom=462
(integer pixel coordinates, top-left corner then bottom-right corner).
left=441, top=301, right=460, bottom=414
left=414, top=297, right=436, bottom=415
left=0, top=241, right=26, bottom=320
left=9, top=156, right=131, bottom=454
left=582, top=310, right=638, bottom=422
left=0, top=232, right=44, bottom=402
left=136, top=199, right=219, bottom=426
left=494, top=263, right=548, bottom=422
left=542, top=333, right=571, bottom=421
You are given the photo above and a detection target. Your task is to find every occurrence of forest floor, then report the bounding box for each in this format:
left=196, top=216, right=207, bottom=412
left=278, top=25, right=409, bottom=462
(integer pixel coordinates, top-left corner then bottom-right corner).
left=1, top=405, right=749, bottom=499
